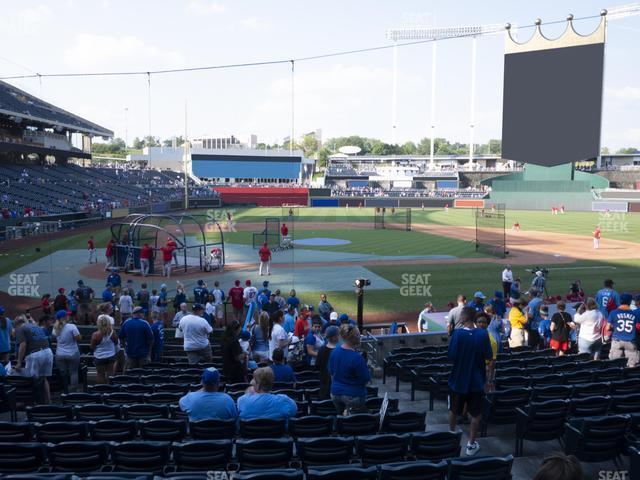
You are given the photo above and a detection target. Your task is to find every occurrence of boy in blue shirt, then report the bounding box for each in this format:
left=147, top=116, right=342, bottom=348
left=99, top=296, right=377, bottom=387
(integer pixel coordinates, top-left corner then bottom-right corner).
left=606, top=293, right=640, bottom=367
left=150, top=313, right=164, bottom=362
left=596, top=279, right=620, bottom=317
left=269, top=348, right=296, bottom=383
left=537, top=305, right=552, bottom=349
left=179, top=367, right=237, bottom=421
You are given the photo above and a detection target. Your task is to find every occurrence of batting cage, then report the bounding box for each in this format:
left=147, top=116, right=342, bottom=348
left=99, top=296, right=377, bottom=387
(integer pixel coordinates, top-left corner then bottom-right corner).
left=281, top=205, right=302, bottom=218
left=373, top=207, right=412, bottom=231
left=252, top=217, right=281, bottom=249
left=475, top=203, right=507, bottom=258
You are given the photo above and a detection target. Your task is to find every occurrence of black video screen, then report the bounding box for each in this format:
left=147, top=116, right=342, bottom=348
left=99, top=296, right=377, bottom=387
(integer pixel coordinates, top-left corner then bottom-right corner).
left=501, top=43, right=604, bottom=166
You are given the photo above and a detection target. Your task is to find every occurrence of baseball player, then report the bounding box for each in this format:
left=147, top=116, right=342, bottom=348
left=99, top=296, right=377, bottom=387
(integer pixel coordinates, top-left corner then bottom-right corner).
left=87, top=235, right=96, bottom=264
left=280, top=223, right=291, bottom=248
left=104, top=238, right=115, bottom=271
left=593, top=225, right=601, bottom=249
left=258, top=242, right=272, bottom=276
left=167, top=237, right=178, bottom=267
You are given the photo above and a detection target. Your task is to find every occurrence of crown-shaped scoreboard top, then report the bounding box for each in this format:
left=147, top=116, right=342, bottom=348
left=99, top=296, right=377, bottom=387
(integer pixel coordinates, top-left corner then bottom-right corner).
left=505, top=11, right=607, bottom=54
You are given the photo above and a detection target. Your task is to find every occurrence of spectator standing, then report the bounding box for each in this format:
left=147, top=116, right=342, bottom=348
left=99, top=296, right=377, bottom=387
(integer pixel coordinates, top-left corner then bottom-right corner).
left=467, top=292, right=486, bottom=313
left=158, top=284, right=169, bottom=326
left=0, top=307, right=12, bottom=363
left=250, top=312, right=270, bottom=363
left=447, top=306, right=493, bottom=456
left=258, top=242, right=272, bottom=276
left=487, top=291, right=507, bottom=320
left=51, top=310, right=81, bottom=392
left=294, top=307, right=311, bottom=339
left=211, top=281, right=225, bottom=326
left=318, top=294, right=334, bottom=323
left=237, top=367, right=297, bottom=420
left=509, top=278, right=522, bottom=304
left=269, top=348, right=296, bottom=383
left=119, top=306, right=154, bottom=370
left=193, top=280, right=209, bottom=305
left=595, top=279, right=620, bottom=318
left=14, top=316, right=54, bottom=404
left=264, top=294, right=280, bottom=317
left=178, top=304, right=213, bottom=364
left=274, top=289, right=286, bottom=310
left=106, top=268, right=121, bottom=294
left=119, top=289, right=134, bottom=322
left=606, top=293, right=640, bottom=367
left=550, top=301, right=575, bottom=356
left=283, top=307, right=296, bottom=333
left=287, top=289, right=300, bottom=312
left=269, top=310, right=289, bottom=360
left=243, top=280, right=258, bottom=314
left=501, top=265, right=513, bottom=300
left=150, top=314, right=164, bottom=363
left=136, top=283, right=150, bottom=314
left=75, top=280, right=94, bottom=325
left=304, top=318, right=324, bottom=366
left=173, top=283, right=186, bottom=314
left=179, top=367, right=237, bottom=421
left=475, top=312, right=496, bottom=391
left=573, top=298, right=603, bottom=359
left=537, top=305, right=552, bottom=349
left=508, top=299, right=528, bottom=348
left=317, top=325, right=339, bottom=399
left=222, top=321, right=246, bottom=384
left=527, top=293, right=543, bottom=349
left=172, top=303, right=189, bottom=327
left=228, top=280, right=245, bottom=322
left=328, top=325, right=370, bottom=415
left=446, top=295, right=467, bottom=335
left=418, top=302, right=434, bottom=333
left=53, top=288, right=68, bottom=312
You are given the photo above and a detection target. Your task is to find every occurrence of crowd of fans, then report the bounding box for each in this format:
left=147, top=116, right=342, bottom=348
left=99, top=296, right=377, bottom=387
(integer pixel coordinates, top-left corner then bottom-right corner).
left=330, top=185, right=488, bottom=198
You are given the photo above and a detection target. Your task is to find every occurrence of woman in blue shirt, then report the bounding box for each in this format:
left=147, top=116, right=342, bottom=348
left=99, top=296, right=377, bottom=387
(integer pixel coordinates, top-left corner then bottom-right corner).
left=0, top=307, right=12, bottom=363
left=328, top=324, right=370, bottom=414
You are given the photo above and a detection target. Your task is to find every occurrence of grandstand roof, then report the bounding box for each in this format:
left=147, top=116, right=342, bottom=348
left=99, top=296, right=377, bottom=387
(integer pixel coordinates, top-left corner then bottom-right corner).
left=0, top=80, right=113, bottom=137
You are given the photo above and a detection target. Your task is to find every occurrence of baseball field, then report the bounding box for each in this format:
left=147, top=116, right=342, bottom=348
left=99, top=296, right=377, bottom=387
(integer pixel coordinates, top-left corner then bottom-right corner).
left=1, top=206, right=639, bottom=330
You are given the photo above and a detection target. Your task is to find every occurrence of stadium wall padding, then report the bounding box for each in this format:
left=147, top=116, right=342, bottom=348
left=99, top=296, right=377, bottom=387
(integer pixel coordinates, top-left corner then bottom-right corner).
left=364, top=198, right=400, bottom=208
left=310, top=198, right=339, bottom=207
left=592, top=201, right=628, bottom=212
left=628, top=202, right=640, bottom=213
left=308, top=188, right=332, bottom=197
left=455, top=199, right=484, bottom=208
left=398, top=198, right=449, bottom=208
left=214, top=187, right=309, bottom=207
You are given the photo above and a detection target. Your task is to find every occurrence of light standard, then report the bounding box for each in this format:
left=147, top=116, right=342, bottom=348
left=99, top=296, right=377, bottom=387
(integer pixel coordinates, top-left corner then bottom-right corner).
left=354, top=278, right=371, bottom=332
left=385, top=24, right=504, bottom=169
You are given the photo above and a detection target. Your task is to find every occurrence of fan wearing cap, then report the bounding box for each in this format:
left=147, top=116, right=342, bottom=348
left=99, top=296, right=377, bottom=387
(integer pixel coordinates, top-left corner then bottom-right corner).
left=52, top=310, right=82, bottom=391
left=228, top=280, right=245, bottom=321
left=178, top=304, right=213, bottom=364
left=179, top=367, right=237, bottom=422
left=0, top=306, right=12, bottom=363
left=193, top=280, right=209, bottom=306
left=606, top=293, right=640, bottom=367
left=317, top=325, right=340, bottom=399
left=257, top=280, right=271, bottom=298
left=119, top=306, right=154, bottom=370
left=322, top=311, right=340, bottom=334
left=467, top=292, right=486, bottom=313
left=294, top=306, right=311, bottom=339
left=487, top=291, right=506, bottom=320
left=74, top=280, right=95, bottom=325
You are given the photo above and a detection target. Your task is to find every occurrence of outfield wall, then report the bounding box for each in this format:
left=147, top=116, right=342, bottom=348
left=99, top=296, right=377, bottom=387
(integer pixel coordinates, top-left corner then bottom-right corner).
left=214, top=187, right=309, bottom=206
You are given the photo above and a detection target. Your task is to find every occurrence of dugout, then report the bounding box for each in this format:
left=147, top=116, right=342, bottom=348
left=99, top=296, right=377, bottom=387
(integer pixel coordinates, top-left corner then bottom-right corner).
left=109, top=213, right=225, bottom=274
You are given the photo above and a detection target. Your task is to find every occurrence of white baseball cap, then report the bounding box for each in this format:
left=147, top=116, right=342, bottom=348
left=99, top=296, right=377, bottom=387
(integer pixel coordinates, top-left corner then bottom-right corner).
left=330, top=312, right=339, bottom=321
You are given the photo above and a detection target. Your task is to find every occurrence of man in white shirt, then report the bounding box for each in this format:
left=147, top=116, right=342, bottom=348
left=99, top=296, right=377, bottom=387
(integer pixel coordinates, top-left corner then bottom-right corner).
left=178, top=304, right=213, bottom=364
left=418, top=303, right=433, bottom=332
left=446, top=295, right=467, bottom=336
left=502, top=265, right=513, bottom=300
left=211, top=281, right=225, bottom=325
left=172, top=303, right=189, bottom=327
left=243, top=280, right=258, bottom=315
left=118, top=290, right=134, bottom=322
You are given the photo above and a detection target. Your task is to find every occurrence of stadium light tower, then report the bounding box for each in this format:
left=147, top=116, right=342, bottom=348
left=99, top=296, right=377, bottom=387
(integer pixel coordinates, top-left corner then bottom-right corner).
left=386, top=23, right=505, bottom=169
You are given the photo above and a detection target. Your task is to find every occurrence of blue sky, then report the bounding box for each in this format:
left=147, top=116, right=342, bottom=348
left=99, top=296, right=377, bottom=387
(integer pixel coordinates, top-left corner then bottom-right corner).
left=1, top=0, right=638, bottom=149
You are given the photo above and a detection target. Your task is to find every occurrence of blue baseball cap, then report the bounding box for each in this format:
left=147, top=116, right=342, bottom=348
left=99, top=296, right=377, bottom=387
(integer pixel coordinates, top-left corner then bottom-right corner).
left=325, top=325, right=340, bottom=338
left=494, top=291, right=503, bottom=298
left=240, top=330, right=251, bottom=341
left=0, top=306, right=4, bottom=314
left=55, top=310, right=68, bottom=319
left=620, top=293, right=633, bottom=305
left=132, top=306, right=145, bottom=314
left=263, top=280, right=269, bottom=287
left=202, top=367, right=220, bottom=385
left=338, top=313, right=350, bottom=324
left=474, top=291, right=486, bottom=299
left=197, top=279, right=204, bottom=286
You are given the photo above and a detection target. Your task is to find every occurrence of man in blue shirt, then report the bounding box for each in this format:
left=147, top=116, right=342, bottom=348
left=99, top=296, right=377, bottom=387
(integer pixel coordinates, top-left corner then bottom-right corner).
left=527, top=293, right=543, bottom=349
left=269, top=348, right=296, bottom=383
left=447, top=306, right=493, bottom=457
left=106, top=268, right=122, bottom=296
left=257, top=280, right=271, bottom=298
left=237, top=367, right=297, bottom=421
left=466, top=292, right=485, bottom=313
left=193, top=280, right=209, bottom=305
left=487, top=291, right=506, bottom=319
left=283, top=306, right=296, bottom=334
left=119, top=307, right=154, bottom=370
left=179, top=367, right=237, bottom=421
left=606, top=293, right=640, bottom=367
left=102, top=284, right=115, bottom=307
left=596, top=279, right=620, bottom=318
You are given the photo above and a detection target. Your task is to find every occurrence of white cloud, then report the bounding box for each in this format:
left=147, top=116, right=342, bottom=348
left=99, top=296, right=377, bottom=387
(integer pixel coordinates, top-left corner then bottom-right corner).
left=187, top=0, right=226, bottom=15
left=62, top=34, right=184, bottom=71
left=241, top=16, right=271, bottom=31
left=0, top=5, right=53, bottom=35
left=606, top=86, right=640, bottom=102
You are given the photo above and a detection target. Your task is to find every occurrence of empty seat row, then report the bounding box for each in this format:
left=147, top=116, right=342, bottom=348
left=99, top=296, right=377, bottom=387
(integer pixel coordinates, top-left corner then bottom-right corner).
left=0, top=433, right=470, bottom=474
left=0, top=455, right=514, bottom=480
left=4, top=412, right=426, bottom=441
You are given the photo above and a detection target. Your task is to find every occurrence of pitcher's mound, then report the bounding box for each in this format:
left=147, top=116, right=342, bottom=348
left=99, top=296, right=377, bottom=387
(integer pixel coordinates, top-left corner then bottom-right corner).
left=293, top=238, right=351, bottom=246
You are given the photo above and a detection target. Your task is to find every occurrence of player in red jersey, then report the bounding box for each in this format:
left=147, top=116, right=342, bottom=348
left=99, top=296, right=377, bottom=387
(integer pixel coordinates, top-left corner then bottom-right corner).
left=88, top=235, right=96, bottom=264
left=258, top=242, right=272, bottom=276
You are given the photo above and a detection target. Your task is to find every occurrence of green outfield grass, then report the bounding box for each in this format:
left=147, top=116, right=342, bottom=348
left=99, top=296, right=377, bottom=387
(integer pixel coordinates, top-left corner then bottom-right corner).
left=214, top=228, right=482, bottom=258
